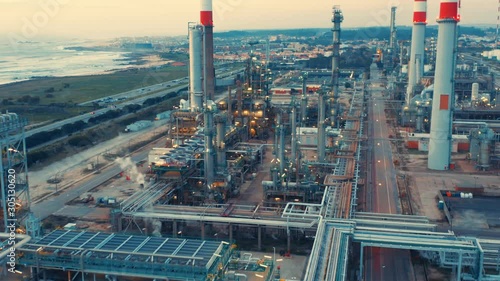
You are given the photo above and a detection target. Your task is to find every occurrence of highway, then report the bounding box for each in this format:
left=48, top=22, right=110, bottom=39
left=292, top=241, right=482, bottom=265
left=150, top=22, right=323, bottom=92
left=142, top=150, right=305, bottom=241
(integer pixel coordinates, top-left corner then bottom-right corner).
left=364, top=65, right=414, bottom=281
left=25, top=83, right=187, bottom=138
left=29, top=68, right=245, bottom=219
left=25, top=68, right=244, bottom=138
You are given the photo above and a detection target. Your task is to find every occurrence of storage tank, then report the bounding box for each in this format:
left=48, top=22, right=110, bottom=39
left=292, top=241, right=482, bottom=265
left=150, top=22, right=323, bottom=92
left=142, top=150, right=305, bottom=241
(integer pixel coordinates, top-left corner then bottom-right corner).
left=471, top=83, right=479, bottom=102
left=469, top=135, right=480, bottom=161
left=189, top=23, right=203, bottom=112
left=479, top=138, right=490, bottom=168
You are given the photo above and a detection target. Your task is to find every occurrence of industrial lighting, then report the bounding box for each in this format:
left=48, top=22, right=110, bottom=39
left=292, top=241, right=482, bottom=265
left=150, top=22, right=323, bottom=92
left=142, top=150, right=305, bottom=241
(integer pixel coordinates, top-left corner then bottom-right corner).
left=255, top=274, right=264, bottom=278
left=264, top=255, right=272, bottom=259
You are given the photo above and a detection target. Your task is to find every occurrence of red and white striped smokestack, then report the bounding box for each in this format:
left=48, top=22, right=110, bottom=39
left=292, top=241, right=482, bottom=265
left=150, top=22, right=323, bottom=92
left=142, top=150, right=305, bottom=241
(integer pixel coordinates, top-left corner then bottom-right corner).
left=201, top=0, right=213, bottom=27
left=413, top=0, right=427, bottom=23
left=439, top=0, right=460, bottom=22
left=406, top=0, right=427, bottom=105
left=428, top=0, right=460, bottom=170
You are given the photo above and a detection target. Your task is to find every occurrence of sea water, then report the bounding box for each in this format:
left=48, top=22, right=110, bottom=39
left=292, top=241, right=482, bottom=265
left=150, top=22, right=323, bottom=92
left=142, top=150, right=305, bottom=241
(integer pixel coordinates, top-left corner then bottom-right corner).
left=0, top=39, right=133, bottom=85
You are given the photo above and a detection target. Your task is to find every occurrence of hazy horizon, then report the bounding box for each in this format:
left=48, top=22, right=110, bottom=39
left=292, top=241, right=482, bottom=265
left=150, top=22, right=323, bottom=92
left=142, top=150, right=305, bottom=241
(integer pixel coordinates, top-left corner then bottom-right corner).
left=0, top=0, right=497, bottom=40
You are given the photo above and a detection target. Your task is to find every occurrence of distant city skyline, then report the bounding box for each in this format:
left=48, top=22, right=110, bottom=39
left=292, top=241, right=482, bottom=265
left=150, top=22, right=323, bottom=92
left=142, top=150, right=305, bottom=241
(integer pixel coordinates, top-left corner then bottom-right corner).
left=0, top=0, right=496, bottom=40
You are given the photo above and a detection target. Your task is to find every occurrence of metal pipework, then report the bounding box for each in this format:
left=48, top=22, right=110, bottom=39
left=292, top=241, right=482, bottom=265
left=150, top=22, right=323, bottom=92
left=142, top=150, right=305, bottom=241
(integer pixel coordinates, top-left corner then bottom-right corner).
left=331, top=6, right=343, bottom=128
left=428, top=0, right=460, bottom=170
left=406, top=0, right=427, bottom=105
left=189, top=23, right=203, bottom=112
left=0, top=234, right=31, bottom=259
left=317, top=91, right=326, bottom=163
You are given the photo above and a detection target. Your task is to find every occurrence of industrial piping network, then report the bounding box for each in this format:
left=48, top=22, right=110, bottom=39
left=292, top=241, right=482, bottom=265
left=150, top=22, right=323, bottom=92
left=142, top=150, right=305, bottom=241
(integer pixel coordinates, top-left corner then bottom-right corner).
left=428, top=0, right=460, bottom=170
left=406, top=0, right=427, bottom=105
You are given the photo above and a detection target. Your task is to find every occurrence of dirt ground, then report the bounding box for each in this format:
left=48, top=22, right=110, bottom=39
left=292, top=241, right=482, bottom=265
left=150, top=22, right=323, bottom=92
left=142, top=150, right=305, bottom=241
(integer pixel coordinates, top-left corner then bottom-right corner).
left=402, top=152, right=500, bottom=221
left=29, top=120, right=169, bottom=202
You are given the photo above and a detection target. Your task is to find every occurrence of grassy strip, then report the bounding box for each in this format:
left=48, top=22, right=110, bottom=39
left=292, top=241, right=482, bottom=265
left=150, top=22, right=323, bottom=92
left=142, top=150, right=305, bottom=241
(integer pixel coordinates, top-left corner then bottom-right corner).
left=0, top=65, right=188, bottom=105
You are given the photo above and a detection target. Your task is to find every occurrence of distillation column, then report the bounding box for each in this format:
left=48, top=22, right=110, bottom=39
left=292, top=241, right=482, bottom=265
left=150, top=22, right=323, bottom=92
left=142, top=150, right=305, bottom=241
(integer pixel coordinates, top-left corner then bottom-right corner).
left=317, top=91, right=326, bottom=163
left=388, top=7, right=397, bottom=68
left=406, top=0, right=427, bottom=105
left=204, top=102, right=216, bottom=188
left=215, top=114, right=227, bottom=171
left=291, top=103, right=298, bottom=167
left=278, top=112, right=285, bottom=175
left=300, top=75, right=308, bottom=127
left=331, top=6, right=343, bottom=128
left=428, top=0, right=460, bottom=170
left=189, top=23, right=204, bottom=112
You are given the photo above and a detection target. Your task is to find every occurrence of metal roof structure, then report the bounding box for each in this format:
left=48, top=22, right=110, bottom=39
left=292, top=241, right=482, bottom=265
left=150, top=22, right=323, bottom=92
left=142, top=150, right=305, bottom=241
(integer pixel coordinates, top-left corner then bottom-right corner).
left=20, top=230, right=232, bottom=280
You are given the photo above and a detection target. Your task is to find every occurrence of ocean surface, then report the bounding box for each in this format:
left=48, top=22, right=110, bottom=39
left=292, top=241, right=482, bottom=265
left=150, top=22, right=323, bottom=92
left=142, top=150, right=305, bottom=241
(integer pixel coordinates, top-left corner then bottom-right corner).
left=0, top=39, right=133, bottom=85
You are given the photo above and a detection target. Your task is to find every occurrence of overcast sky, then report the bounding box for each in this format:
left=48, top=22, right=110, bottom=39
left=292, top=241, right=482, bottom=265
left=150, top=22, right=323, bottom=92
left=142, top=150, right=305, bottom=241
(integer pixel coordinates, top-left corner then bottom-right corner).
left=0, top=0, right=497, bottom=39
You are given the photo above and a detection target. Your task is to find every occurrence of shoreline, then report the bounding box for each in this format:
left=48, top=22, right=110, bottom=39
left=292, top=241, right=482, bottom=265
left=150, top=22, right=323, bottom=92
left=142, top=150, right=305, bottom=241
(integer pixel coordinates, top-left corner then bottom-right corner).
left=0, top=52, right=173, bottom=88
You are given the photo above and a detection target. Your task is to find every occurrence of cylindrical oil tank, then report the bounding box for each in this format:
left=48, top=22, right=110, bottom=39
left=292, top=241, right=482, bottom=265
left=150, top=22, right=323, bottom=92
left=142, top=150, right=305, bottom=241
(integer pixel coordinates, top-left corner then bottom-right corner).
left=479, top=138, right=490, bottom=167
left=469, top=135, right=480, bottom=161
left=189, top=24, right=203, bottom=112
left=471, top=83, right=479, bottom=102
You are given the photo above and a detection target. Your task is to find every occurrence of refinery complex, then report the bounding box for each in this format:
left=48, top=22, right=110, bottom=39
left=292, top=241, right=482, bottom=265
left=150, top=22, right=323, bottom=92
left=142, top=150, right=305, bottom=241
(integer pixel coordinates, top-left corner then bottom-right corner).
left=2, top=0, right=500, bottom=281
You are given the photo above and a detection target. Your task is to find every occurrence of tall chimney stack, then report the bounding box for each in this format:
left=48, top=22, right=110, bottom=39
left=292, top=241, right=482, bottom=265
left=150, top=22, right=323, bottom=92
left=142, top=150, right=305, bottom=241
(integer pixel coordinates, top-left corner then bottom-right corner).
left=428, top=0, right=460, bottom=170
left=406, top=0, right=427, bottom=105
left=201, top=0, right=215, bottom=101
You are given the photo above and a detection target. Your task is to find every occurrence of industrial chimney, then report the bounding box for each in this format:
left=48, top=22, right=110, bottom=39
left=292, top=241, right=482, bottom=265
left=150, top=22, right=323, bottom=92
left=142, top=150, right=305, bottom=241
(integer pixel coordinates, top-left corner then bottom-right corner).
left=406, top=0, right=427, bottom=105
left=428, top=0, right=460, bottom=170
left=201, top=0, right=215, bottom=101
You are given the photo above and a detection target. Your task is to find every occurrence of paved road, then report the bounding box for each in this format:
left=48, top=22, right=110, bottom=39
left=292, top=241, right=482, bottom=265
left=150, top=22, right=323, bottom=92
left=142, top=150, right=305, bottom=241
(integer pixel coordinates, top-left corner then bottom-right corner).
left=30, top=150, right=149, bottom=220
left=25, top=68, right=244, bottom=138
left=29, top=76, right=244, bottom=220
left=25, top=83, right=187, bottom=138
left=364, top=65, right=414, bottom=281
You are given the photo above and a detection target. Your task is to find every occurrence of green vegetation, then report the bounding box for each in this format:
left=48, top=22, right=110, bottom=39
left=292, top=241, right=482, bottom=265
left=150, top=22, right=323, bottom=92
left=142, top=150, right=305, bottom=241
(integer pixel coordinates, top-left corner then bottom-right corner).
left=26, top=89, right=187, bottom=162
left=0, top=65, right=188, bottom=106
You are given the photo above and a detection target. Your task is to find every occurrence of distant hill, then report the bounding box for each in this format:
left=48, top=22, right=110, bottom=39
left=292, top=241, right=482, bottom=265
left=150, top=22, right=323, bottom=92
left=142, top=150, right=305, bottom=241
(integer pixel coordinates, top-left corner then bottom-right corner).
left=215, top=26, right=487, bottom=43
